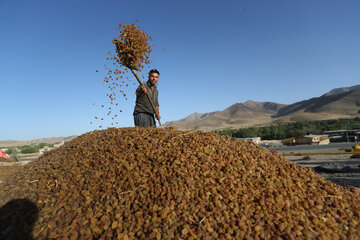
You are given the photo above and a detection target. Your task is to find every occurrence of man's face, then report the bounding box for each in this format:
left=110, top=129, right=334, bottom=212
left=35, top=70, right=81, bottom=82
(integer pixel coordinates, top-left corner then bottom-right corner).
left=148, top=73, right=159, bottom=85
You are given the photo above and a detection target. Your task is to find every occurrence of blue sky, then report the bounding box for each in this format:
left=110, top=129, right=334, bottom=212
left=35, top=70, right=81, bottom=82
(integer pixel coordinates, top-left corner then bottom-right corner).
left=1, top=0, right=359, bottom=140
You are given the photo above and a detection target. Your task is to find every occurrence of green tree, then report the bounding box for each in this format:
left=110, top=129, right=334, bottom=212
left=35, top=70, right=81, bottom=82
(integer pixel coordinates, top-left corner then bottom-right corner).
left=21, top=146, right=37, bottom=154
left=10, top=151, right=19, bottom=162
left=37, top=143, right=47, bottom=149
left=5, top=148, right=16, bottom=155
left=214, top=117, right=360, bottom=139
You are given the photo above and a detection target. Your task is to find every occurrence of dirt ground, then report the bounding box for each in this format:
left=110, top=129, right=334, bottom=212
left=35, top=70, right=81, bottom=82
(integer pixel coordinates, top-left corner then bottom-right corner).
left=284, top=153, right=360, bottom=192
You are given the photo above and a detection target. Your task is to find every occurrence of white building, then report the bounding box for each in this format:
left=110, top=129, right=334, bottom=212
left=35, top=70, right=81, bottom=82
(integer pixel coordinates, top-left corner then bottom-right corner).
left=238, top=137, right=261, bottom=145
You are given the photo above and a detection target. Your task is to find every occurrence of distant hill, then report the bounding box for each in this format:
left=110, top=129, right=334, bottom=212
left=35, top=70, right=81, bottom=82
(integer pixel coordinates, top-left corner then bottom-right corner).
left=328, top=84, right=360, bottom=94
left=0, top=136, right=77, bottom=148
left=273, top=88, right=360, bottom=122
left=176, top=111, right=218, bottom=122
left=164, top=101, right=287, bottom=131
left=164, top=85, right=360, bottom=131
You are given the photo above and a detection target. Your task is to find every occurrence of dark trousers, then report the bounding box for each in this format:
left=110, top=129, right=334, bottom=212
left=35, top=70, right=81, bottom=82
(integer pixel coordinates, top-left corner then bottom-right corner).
left=133, top=112, right=156, bottom=127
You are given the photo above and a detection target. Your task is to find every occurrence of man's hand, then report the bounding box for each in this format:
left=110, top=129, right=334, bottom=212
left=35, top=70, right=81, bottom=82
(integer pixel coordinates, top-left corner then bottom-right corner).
left=155, top=106, right=160, bottom=120
left=135, top=85, right=147, bottom=96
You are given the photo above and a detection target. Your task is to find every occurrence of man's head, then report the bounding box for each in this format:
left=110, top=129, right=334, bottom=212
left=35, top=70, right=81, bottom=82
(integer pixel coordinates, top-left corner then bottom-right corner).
left=148, top=69, right=159, bottom=86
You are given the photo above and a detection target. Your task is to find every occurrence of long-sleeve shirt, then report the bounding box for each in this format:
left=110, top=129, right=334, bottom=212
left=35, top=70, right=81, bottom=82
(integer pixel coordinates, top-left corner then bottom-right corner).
left=133, top=81, right=159, bottom=115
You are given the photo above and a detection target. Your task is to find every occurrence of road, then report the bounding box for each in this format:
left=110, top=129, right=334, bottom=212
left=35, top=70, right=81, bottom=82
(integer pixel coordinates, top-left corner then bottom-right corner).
left=271, top=142, right=357, bottom=153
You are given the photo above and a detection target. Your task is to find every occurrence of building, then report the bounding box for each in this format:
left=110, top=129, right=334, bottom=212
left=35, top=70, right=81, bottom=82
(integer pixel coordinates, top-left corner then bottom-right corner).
left=54, top=141, right=65, bottom=148
left=39, top=146, right=52, bottom=155
left=324, top=130, right=359, bottom=142
left=282, top=137, right=296, bottom=146
left=238, top=137, right=261, bottom=145
left=38, top=141, right=66, bottom=155
left=282, top=135, right=329, bottom=145
left=295, top=135, right=330, bottom=145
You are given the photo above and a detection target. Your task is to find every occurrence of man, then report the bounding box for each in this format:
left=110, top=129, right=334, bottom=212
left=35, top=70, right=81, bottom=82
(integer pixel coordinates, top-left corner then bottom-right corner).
left=133, top=69, right=161, bottom=127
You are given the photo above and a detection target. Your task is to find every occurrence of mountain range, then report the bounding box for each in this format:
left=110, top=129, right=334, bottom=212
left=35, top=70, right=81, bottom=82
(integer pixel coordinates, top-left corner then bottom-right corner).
left=164, top=85, right=360, bottom=131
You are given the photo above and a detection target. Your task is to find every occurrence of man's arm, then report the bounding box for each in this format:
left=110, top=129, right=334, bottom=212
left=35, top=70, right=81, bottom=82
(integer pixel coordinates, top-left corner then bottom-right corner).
left=155, top=105, right=161, bottom=120
left=135, top=85, right=147, bottom=96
